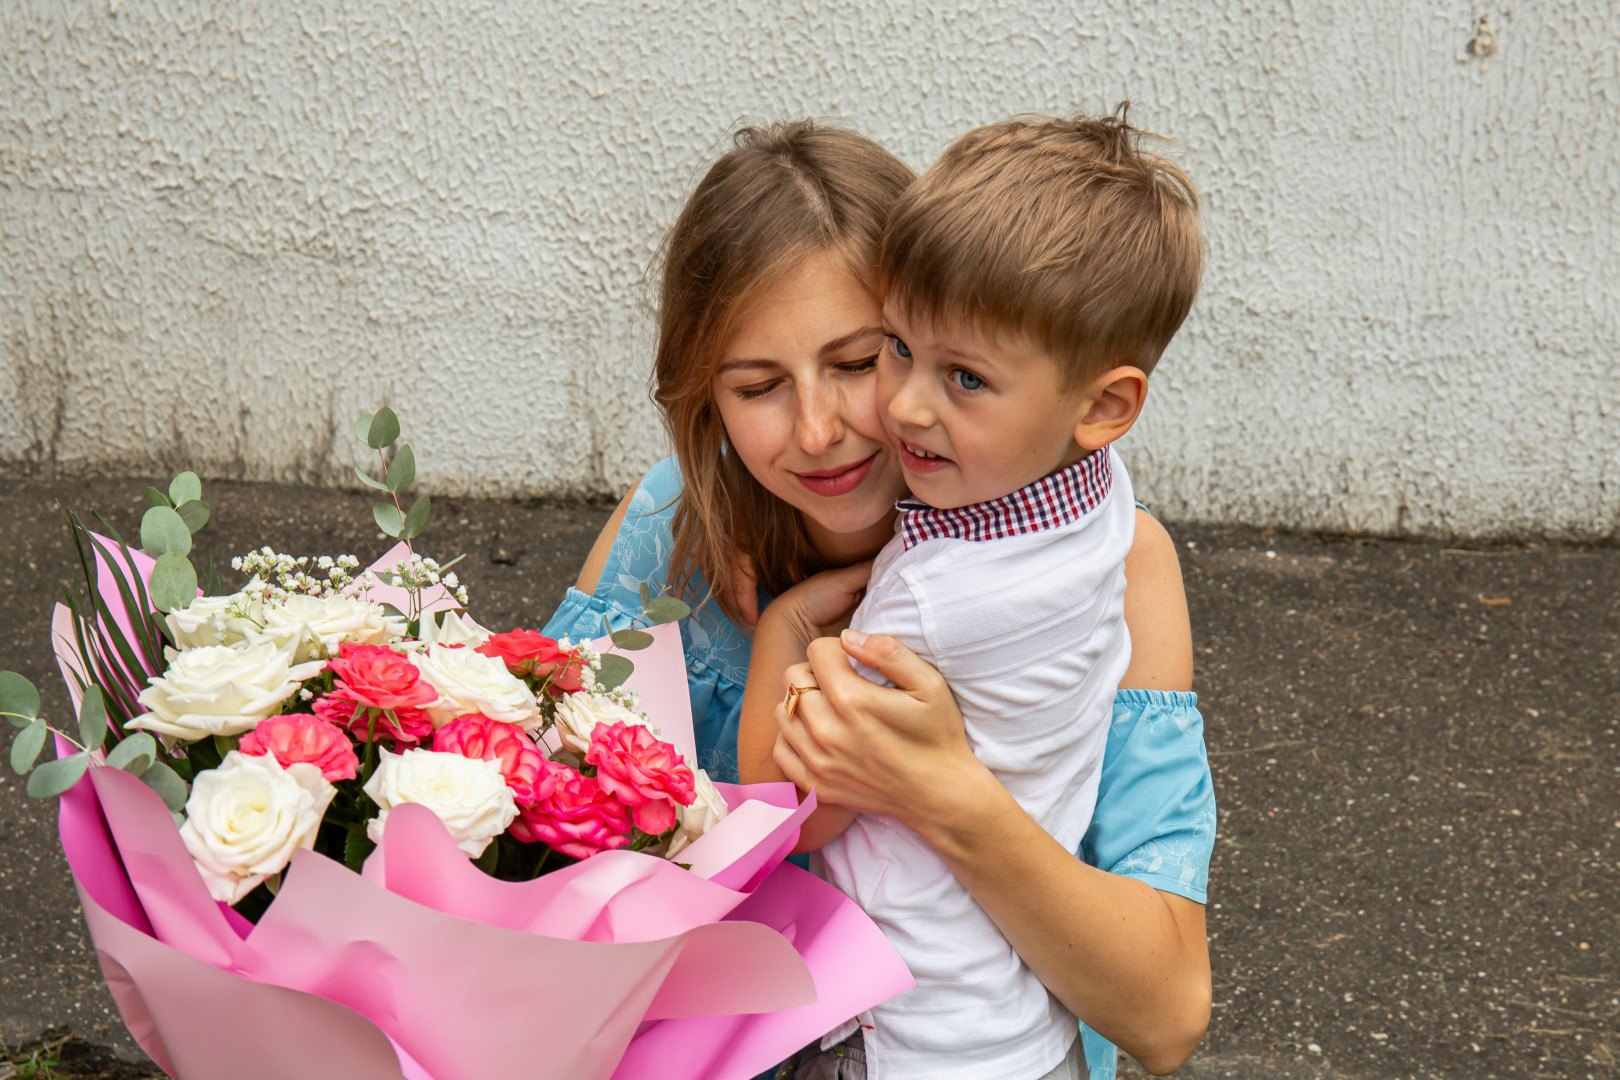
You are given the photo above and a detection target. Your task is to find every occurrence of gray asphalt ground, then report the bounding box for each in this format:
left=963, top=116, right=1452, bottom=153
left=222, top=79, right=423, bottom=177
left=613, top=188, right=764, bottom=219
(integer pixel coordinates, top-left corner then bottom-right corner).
left=1, top=477, right=1615, bottom=1079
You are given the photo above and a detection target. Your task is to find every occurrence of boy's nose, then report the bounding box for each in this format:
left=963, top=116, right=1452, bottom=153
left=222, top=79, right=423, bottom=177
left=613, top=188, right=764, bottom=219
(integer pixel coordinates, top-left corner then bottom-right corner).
left=885, top=371, right=936, bottom=431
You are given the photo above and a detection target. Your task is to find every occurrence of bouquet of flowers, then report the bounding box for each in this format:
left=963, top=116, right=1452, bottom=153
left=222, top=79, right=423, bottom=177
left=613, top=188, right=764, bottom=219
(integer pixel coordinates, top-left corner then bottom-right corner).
left=2, top=409, right=911, bottom=1080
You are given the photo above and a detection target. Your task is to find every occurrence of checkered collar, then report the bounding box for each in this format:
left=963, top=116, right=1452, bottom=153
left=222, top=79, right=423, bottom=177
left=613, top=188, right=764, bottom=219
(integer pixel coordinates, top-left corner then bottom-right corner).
left=897, top=448, right=1113, bottom=550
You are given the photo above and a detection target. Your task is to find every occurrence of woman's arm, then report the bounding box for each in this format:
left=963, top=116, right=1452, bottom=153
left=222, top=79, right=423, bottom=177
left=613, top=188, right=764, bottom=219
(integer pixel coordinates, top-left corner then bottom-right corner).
left=574, top=478, right=641, bottom=595
left=772, top=517, right=1209, bottom=1075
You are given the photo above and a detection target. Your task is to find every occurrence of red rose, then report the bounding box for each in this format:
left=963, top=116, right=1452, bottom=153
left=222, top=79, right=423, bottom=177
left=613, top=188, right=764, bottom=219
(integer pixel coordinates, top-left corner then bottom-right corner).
left=585, top=721, right=696, bottom=835
left=477, top=630, right=587, bottom=695
left=239, top=713, right=359, bottom=782
left=313, top=690, right=435, bottom=748
left=509, top=768, right=632, bottom=860
left=328, top=643, right=438, bottom=712
left=432, top=713, right=554, bottom=805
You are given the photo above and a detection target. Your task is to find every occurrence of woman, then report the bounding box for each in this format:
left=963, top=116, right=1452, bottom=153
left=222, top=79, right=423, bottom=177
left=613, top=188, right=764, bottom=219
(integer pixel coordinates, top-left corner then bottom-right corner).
left=546, top=121, right=1212, bottom=1078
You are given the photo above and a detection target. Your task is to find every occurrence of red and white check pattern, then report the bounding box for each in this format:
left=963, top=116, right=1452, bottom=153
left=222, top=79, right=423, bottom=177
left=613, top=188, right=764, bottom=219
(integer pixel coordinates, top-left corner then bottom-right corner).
left=898, top=448, right=1113, bottom=550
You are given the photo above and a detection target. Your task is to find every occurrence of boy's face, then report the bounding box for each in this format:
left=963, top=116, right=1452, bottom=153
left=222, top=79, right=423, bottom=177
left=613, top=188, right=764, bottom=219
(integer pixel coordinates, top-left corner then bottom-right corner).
left=878, top=304, right=1093, bottom=510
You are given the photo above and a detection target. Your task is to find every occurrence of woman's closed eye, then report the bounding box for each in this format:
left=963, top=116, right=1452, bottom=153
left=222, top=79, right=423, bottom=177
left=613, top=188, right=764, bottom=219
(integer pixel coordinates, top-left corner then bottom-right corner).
left=836, top=352, right=880, bottom=376
left=732, top=378, right=784, bottom=401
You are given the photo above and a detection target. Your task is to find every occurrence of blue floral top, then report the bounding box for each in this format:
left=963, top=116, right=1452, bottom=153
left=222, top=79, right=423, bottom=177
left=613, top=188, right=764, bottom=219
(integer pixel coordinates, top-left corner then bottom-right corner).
left=544, top=456, right=1216, bottom=1080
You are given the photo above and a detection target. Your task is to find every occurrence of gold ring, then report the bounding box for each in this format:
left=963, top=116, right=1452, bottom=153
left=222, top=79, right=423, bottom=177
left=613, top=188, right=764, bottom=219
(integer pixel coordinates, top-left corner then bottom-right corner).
left=783, top=683, right=818, bottom=722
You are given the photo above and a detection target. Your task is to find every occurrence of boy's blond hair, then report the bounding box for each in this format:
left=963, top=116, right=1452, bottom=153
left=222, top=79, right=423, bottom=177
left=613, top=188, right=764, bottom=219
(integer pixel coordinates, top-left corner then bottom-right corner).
left=880, top=104, right=1202, bottom=383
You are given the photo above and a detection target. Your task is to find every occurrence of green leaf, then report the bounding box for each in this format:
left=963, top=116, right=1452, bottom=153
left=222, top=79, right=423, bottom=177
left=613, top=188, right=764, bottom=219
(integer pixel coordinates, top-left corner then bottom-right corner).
left=644, top=596, right=692, bottom=624
left=10, top=719, right=47, bottom=774
left=168, top=471, right=202, bottom=506
left=366, top=407, right=400, bottom=449
left=373, top=502, right=403, bottom=538
left=77, top=687, right=108, bottom=752
left=354, top=466, right=390, bottom=491
left=385, top=444, right=415, bottom=493
left=595, top=653, right=634, bottom=691
left=141, top=761, right=189, bottom=812
left=473, top=841, right=499, bottom=875
left=610, top=628, right=655, bottom=651
left=140, top=505, right=192, bottom=557
left=145, top=486, right=173, bottom=509
left=638, top=582, right=652, bottom=607
left=106, top=732, right=157, bottom=776
left=213, top=733, right=238, bottom=759
left=400, top=495, right=431, bottom=540
left=354, top=410, right=375, bottom=443
left=174, top=499, right=210, bottom=534
left=0, top=672, right=40, bottom=728
left=148, top=552, right=199, bottom=613
left=27, top=752, right=89, bottom=798
left=345, top=828, right=375, bottom=872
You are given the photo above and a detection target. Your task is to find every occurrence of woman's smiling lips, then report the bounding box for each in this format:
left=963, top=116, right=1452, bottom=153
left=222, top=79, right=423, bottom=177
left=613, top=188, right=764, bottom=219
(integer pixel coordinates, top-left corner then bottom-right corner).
left=900, top=441, right=952, bottom=474
left=793, top=452, right=879, bottom=497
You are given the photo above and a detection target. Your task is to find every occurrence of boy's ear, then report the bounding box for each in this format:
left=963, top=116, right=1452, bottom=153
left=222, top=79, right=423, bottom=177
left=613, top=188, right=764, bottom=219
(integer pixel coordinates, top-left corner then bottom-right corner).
left=1074, top=365, right=1148, bottom=451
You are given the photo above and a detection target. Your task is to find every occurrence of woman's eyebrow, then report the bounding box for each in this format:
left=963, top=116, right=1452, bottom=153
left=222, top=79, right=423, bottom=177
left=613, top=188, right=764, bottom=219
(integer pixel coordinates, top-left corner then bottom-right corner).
left=818, top=326, right=884, bottom=357
left=717, top=358, right=781, bottom=373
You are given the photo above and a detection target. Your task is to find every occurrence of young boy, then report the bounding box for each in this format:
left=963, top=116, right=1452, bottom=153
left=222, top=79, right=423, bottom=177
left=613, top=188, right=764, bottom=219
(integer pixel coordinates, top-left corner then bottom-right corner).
left=742, top=108, right=1202, bottom=1080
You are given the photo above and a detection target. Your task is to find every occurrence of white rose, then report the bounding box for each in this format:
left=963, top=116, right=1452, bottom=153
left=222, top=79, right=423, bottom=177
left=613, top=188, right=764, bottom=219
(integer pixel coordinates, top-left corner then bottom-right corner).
left=552, top=691, right=648, bottom=754
left=179, top=751, right=335, bottom=904
left=127, top=641, right=326, bottom=743
left=411, top=645, right=540, bottom=729
left=245, top=593, right=407, bottom=662
left=415, top=610, right=492, bottom=649
left=165, top=591, right=262, bottom=650
left=667, top=768, right=729, bottom=859
left=363, top=748, right=518, bottom=858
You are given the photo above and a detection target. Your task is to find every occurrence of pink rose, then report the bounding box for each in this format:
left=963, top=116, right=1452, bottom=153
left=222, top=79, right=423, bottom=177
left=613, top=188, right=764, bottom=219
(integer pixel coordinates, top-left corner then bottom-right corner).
left=477, top=630, right=589, bottom=695
left=238, top=713, right=359, bottom=782
left=509, top=769, right=632, bottom=860
left=432, top=713, right=554, bottom=805
left=585, top=721, right=696, bottom=835
left=313, top=690, right=435, bottom=748
left=328, top=643, right=438, bottom=712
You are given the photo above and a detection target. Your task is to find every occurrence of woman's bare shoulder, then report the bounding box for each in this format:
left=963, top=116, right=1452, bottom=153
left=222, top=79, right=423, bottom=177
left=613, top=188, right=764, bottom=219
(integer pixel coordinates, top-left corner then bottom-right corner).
left=574, top=474, right=644, bottom=595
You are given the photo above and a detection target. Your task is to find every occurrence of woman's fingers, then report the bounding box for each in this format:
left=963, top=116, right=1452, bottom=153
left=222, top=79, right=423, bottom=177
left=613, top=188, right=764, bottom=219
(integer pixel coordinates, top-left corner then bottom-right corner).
left=837, top=629, right=944, bottom=697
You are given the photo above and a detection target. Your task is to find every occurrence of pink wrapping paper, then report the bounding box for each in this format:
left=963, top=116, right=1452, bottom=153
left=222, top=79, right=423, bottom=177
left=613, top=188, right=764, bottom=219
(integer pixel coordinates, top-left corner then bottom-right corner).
left=47, top=543, right=914, bottom=1080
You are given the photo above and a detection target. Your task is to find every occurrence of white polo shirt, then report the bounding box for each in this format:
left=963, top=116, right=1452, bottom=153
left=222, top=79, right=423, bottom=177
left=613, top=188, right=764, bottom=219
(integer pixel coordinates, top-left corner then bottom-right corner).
left=817, top=446, right=1134, bottom=1080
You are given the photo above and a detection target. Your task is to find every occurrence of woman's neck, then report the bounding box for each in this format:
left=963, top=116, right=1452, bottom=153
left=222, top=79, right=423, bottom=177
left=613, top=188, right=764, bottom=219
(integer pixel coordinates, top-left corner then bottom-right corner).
left=804, top=507, right=899, bottom=567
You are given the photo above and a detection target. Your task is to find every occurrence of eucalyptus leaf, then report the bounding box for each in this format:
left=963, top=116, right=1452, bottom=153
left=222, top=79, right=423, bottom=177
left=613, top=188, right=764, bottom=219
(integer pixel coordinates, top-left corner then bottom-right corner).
left=0, top=672, right=40, bottom=728
left=140, top=506, right=192, bottom=557
left=265, top=872, right=282, bottom=896
left=10, top=719, right=46, bottom=775
left=26, top=752, right=89, bottom=798
left=144, top=486, right=173, bottom=509
left=148, top=552, right=199, bottom=613
left=355, top=411, right=375, bottom=443
left=385, top=443, right=416, bottom=493
left=106, top=732, right=157, bottom=776
left=639, top=582, right=652, bottom=607
left=610, top=628, right=655, bottom=651
left=373, top=502, right=403, bottom=538
left=400, top=495, right=431, bottom=540
left=141, top=761, right=189, bottom=812
left=168, top=472, right=202, bottom=506
left=354, top=466, right=390, bottom=491
left=77, top=687, right=108, bottom=752
left=595, top=653, right=635, bottom=691
left=366, top=407, right=400, bottom=449
left=643, top=596, right=692, bottom=624
left=175, top=499, right=210, bottom=534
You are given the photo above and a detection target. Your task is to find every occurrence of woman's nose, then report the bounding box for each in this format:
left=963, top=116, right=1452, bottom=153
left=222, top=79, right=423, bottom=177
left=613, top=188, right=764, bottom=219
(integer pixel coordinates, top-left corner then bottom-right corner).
left=795, top=384, right=844, bottom=456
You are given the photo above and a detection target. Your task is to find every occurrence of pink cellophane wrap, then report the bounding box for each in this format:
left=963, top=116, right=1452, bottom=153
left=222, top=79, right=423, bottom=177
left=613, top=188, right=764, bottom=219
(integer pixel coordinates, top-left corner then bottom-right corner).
left=48, top=542, right=913, bottom=1079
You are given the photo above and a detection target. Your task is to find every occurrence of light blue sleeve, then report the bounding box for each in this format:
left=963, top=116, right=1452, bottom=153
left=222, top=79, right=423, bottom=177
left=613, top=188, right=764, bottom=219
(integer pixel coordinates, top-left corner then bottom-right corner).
left=1076, top=689, right=1216, bottom=1079
left=542, top=456, right=752, bottom=784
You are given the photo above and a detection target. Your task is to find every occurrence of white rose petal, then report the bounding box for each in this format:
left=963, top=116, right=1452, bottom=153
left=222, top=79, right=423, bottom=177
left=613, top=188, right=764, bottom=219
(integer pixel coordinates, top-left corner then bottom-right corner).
left=180, top=751, right=335, bottom=904
left=127, top=641, right=326, bottom=743
left=553, top=691, right=649, bottom=754
left=363, top=748, right=518, bottom=858
left=416, top=610, right=492, bottom=649
left=667, top=768, right=730, bottom=859
left=244, top=593, right=407, bottom=662
left=411, top=645, right=540, bottom=729
left=165, top=591, right=262, bottom=650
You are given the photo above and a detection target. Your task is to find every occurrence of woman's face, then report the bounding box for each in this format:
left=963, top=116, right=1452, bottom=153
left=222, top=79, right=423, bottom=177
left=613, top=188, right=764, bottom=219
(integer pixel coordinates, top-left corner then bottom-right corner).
left=712, top=251, right=905, bottom=564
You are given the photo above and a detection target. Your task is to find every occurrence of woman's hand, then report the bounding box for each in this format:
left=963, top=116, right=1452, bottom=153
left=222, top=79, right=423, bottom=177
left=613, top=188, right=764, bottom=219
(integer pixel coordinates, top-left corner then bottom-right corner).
left=759, top=562, right=873, bottom=649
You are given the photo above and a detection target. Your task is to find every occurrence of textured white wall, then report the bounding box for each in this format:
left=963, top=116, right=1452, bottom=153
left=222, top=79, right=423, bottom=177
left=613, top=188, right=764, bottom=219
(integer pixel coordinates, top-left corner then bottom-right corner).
left=2, top=2, right=1616, bottom=538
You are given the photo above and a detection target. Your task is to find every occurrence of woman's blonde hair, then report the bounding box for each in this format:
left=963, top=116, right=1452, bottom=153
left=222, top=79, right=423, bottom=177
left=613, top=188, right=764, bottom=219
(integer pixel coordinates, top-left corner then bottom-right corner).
left=654, top=121, right=914, bottom=625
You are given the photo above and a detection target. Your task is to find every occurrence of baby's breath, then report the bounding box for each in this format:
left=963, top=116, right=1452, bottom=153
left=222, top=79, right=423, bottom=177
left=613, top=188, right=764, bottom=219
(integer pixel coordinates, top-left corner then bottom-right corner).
left=232, top=549, right=362, bottom=604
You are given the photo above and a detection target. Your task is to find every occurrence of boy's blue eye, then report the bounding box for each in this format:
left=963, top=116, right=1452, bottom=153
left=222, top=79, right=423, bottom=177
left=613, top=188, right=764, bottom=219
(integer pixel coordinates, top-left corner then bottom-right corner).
left=952, top=369, right=986, bottom=391
left=891, top=337, right=912, bottom=360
